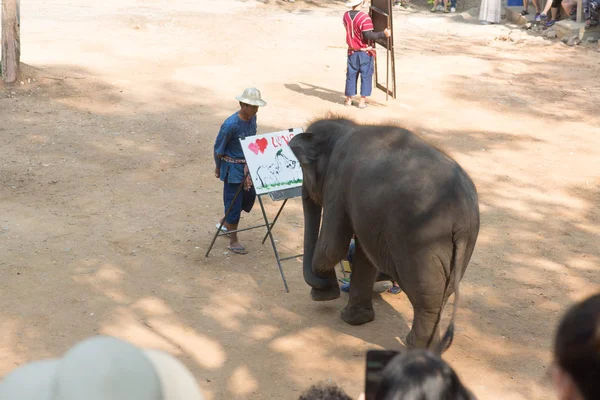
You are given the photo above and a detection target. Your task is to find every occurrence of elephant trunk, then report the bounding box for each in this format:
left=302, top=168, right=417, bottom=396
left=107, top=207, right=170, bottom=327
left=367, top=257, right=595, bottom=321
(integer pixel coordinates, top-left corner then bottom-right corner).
left=301, top=188, right=337, bottom=289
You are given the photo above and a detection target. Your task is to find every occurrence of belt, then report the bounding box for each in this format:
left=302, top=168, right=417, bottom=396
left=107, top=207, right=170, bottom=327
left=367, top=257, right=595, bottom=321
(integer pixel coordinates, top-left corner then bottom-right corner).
left=222, top=156, right=246, bottom=164
left=348, top=46, right=375, bottom=56
left=221, top=156, right=252, bottom=191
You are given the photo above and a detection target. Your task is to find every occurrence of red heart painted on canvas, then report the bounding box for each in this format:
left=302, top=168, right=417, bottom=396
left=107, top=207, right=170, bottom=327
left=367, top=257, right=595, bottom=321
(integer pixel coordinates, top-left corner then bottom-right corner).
left=256, top=138, right=268, bottom=153
left=248, top=142, right=260, bottom=155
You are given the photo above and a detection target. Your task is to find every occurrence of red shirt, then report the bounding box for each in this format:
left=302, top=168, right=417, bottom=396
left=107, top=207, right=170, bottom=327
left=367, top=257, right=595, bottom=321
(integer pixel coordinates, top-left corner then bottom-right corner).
left=343, top=10, right=375, bottom=54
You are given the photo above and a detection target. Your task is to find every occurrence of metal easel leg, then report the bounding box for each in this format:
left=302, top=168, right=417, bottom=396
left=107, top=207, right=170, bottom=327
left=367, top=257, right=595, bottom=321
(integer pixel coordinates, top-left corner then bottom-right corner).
left=261, top=198, right=288, bottom=245
left=257, top=195, right=289, bottom=293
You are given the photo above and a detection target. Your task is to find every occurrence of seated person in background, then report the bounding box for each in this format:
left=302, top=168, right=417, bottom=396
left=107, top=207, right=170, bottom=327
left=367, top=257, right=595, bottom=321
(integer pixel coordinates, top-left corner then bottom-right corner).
left=540, top=0, right=562, bottom=27
left=552, top=293, right=600, bottom=400
left=583, top=0, right=600, bottom=27
left=521, top=0, right=542, bottom=20
left=561, top=0, right=579, bottom=19
left=450, top=0, right=457, bottom=13
left=341, top=238, right=402, bottom=295
left=393, top=0, right=412, bottom=8
left=299, top=383, right=353, bottom=400
left=374, top=349, right=476, bottom=400
left=430, top=0, right=450, bottom=13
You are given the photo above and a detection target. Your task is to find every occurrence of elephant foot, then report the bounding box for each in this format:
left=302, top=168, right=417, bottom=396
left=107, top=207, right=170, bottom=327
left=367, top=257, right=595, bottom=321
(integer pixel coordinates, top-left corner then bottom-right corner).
left=310, top=286, right=341, bottom=302
left=341, top=304, right=375, bottom=325
left=405, top=329, right=438, bottom=350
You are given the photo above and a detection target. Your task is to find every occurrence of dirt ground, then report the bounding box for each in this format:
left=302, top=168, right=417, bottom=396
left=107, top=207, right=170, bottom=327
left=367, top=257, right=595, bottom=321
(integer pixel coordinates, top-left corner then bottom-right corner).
left=1, top=0, right=599, bottom=399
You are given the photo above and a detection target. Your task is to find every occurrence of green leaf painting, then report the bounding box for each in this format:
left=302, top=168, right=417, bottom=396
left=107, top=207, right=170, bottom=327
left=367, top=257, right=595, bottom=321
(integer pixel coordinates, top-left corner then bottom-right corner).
left=257, top=179, right=303, bottom=190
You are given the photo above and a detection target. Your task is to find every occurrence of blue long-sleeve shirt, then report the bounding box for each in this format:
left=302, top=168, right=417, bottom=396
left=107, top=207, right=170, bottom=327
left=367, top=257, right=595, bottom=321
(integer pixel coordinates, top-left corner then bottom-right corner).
left=213, top=112, right=257, bottom=184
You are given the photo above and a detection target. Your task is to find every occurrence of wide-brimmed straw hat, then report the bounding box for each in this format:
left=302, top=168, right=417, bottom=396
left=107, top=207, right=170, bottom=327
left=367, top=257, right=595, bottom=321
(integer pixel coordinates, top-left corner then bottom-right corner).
left=345, top=0, right=364, bottom=7
left=0, top=336, right=205, bottom=400
left=235, top=87, right=267, bottom=107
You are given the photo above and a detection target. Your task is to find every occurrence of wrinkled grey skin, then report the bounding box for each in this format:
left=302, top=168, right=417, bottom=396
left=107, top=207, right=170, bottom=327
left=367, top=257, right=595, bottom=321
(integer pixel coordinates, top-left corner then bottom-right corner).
left=289, top=118, right=480, bottom=349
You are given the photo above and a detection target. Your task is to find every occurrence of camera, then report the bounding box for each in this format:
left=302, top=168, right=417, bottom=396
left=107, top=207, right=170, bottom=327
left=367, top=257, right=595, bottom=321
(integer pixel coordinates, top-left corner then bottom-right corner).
left=364, top=350, right=400, bottom=400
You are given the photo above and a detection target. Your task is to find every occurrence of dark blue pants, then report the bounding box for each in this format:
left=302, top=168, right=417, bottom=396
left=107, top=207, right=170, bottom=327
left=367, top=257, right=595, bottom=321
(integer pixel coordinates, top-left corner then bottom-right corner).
left=346, top=240, right=355, bottom=263
left=345, top=52, right=374, bottom=97
left=223, top=179, right=256, bottom=224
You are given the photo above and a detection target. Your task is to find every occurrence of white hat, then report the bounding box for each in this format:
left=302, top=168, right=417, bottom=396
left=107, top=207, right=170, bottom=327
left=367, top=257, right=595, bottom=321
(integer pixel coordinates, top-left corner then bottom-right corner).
left=345, top=0, right=364, bottom=7
left=235, top=87, right=267, bottom=107
left=0, top=336, right=205, bottom=400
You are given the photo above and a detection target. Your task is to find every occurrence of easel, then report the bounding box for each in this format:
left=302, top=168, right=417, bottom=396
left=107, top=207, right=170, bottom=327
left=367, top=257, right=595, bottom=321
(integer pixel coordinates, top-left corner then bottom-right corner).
left=205, top=179, right=303, bottom=293
left=371, top=0, right=397, bottom=100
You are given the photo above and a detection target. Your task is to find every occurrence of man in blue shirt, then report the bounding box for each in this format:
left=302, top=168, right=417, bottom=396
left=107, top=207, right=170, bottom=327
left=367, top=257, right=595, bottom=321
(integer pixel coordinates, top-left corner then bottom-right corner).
left=214, top=88, right=267, bottom=254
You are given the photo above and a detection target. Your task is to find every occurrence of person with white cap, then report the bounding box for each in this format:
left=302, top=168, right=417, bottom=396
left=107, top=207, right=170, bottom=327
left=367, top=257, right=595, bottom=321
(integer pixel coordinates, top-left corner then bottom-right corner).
left=343, top=0, right=391, bottom=109
left=213, top=87, right=267, bottom=255
left=0, top=335, right=205, bottom=400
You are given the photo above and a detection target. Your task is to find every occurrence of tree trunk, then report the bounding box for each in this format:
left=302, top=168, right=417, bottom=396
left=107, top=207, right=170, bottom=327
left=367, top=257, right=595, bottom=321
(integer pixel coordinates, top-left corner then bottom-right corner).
left=1, top=0, right=20, bottom=83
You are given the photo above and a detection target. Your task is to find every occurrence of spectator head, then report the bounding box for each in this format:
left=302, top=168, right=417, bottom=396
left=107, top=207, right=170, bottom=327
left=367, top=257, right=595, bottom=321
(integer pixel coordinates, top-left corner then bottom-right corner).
left=299, top=382, right=353, bottom=400
left=553, top=293, right=600, bottom=400
left=0, top=335, right=205, bottom=400
left=375, top=349, right=475, bottom=400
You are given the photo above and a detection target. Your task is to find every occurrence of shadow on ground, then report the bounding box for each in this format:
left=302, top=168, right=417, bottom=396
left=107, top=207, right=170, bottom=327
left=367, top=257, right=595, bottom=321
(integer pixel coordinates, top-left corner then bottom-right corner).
left=1, top=54, right=598, bottom=400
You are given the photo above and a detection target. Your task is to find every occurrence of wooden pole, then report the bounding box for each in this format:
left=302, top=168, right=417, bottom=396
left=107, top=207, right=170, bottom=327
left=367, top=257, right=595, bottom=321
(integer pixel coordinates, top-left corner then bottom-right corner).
left=2, top=0, right=21, bottom=83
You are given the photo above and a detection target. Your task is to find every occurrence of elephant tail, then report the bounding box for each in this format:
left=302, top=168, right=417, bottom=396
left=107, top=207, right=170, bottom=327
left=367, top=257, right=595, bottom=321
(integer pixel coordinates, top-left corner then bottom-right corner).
left=427, top=236, right=467, bottom=355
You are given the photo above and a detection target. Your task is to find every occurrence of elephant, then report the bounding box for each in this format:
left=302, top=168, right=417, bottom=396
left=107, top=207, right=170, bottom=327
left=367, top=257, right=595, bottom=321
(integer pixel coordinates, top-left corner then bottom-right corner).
left=288, top=117, right=480, bottom=351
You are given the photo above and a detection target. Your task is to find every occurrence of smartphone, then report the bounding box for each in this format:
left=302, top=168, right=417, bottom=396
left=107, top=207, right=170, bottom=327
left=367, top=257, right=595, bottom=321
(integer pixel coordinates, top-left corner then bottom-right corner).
left=364, top=350, right=400, bottom=400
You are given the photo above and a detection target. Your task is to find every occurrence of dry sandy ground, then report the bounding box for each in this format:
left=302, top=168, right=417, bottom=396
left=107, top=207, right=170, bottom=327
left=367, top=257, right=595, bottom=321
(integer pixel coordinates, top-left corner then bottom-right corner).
left=1, top=0, right=599, bottom=399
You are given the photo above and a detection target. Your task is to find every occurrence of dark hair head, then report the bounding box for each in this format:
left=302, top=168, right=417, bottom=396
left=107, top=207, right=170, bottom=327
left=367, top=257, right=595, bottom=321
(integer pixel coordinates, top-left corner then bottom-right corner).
left=298, top=383, right=353, bottom=400
left=554, top=293, right=600, bottom=400
left=376, top=350, right=475, bottom=400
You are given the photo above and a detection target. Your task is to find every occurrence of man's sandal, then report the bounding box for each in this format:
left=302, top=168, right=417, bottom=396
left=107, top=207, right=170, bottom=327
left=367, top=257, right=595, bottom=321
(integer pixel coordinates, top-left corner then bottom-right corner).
left=216, top=222, right=231, bottom=238
left=227, top=245, right=247, bottom=255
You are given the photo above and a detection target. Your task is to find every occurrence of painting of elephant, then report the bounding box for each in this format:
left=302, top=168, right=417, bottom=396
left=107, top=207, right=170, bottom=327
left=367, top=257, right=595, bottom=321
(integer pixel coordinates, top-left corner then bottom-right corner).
left=255, top=149, right=302, bottom=188
left=277, top=151, right=302, bottom=181
left=288, top=117, right=480, bottom=351
left=256, top=161, right=281, bottom=187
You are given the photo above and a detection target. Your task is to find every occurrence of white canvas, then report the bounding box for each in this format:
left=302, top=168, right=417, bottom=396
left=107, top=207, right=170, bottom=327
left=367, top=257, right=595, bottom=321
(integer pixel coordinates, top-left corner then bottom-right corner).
left=240, top=128, right=304, bottom=195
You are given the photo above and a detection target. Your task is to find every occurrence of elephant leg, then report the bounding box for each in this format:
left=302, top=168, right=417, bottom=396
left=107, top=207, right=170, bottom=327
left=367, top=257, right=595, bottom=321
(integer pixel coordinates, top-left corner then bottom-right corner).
left=341, top=239, right=377, bottom=325
left=401, top=253, right=448, bottom=349
left=312, top=206, right=353, bottom=276
left=406, top=299, right=448, bottom=349
left=309, top=206, right=353, bottom=302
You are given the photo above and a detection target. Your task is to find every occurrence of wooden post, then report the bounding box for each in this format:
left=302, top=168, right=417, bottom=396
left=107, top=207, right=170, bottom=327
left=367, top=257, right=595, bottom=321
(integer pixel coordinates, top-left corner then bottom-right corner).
left=1, top=0, right=21, bottom=83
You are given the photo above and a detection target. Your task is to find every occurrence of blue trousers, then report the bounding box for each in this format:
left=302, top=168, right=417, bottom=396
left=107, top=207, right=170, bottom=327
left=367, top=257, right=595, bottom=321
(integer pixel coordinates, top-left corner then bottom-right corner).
left=346, top=240, right=355, bottom=263
left=223, top=179, right=256, bottom=224
left=345, top=52, right=374, bottom=97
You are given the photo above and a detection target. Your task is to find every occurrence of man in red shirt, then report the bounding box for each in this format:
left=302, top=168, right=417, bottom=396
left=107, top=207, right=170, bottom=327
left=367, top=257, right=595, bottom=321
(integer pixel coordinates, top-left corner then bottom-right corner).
left=343, top=0, right=391, bottom=109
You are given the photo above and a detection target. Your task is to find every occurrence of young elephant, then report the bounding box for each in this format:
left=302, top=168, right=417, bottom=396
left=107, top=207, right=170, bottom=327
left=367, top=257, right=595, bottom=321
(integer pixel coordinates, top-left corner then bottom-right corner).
left=289, top=117, right=480, bottom=350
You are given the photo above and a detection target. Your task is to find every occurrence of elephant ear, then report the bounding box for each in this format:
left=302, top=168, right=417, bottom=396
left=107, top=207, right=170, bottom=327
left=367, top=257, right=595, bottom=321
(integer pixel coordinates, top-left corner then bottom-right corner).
left=289, top=132, right=316, bottom=166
